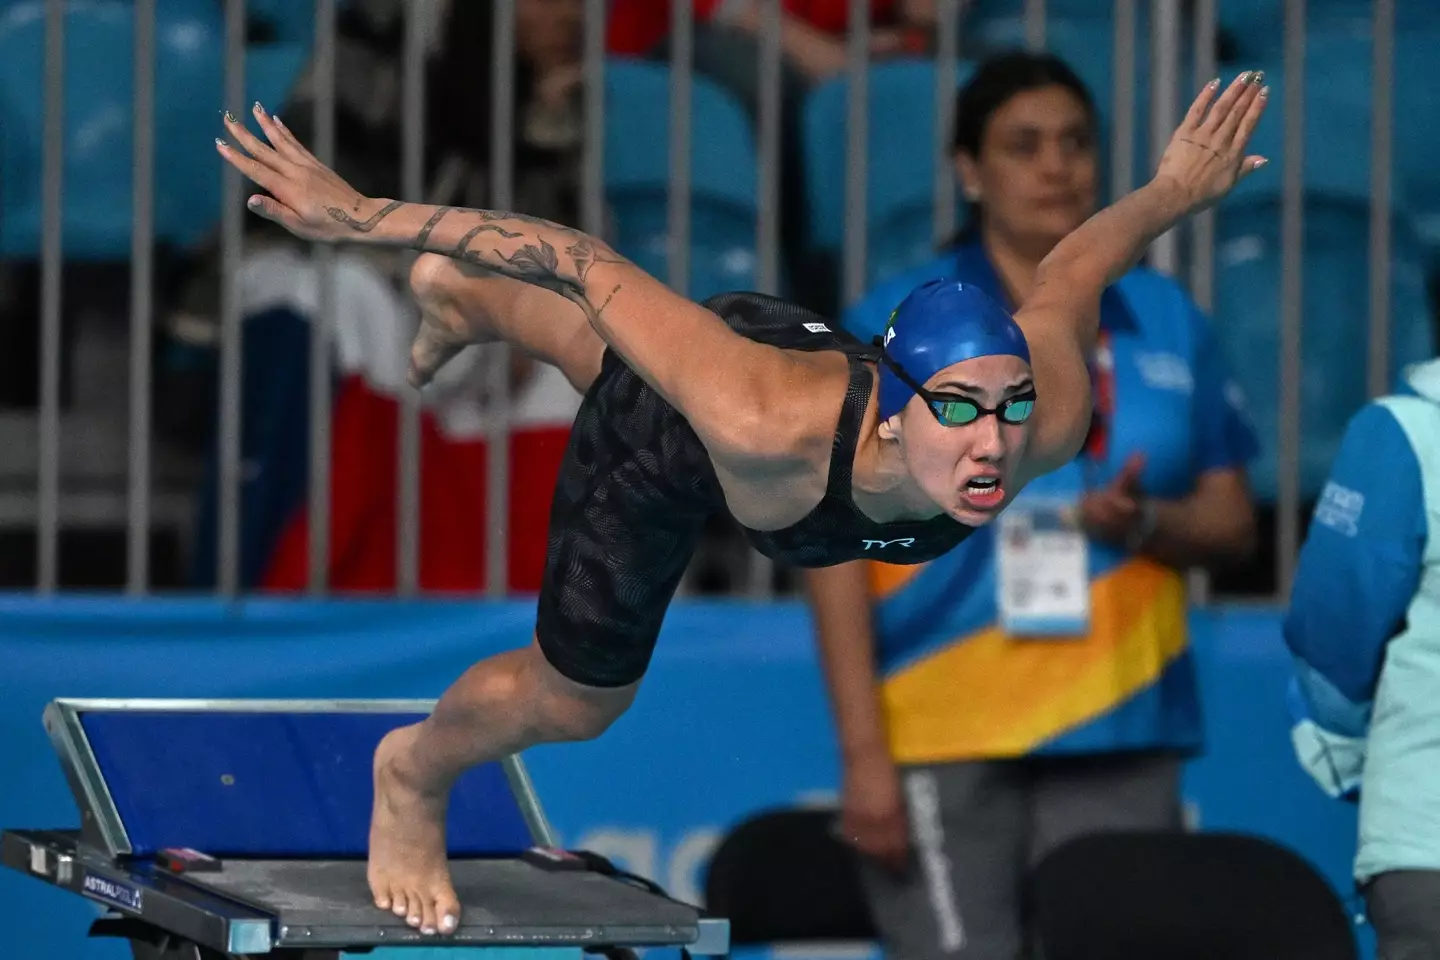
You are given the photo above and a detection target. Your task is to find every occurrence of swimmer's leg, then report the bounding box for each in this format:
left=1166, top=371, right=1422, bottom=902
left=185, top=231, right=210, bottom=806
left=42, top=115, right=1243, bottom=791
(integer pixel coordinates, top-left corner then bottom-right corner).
left=408, top=252, right=605, bottom=393
left=369, top=636, right=636, bottom=936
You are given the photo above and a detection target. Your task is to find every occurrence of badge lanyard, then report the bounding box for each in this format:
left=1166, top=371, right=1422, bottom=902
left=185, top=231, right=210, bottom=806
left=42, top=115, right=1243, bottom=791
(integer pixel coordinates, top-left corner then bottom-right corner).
left=1081, top=330, right=1115, bottom=492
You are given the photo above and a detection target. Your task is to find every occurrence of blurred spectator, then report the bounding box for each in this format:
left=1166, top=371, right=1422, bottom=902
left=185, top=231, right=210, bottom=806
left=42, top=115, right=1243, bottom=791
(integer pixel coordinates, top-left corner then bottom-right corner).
left=802, top=51, right=1259, bottom=959
left=427, top=0, right=584, bottom=226
left=1285, top=357, right=1440, bottom=960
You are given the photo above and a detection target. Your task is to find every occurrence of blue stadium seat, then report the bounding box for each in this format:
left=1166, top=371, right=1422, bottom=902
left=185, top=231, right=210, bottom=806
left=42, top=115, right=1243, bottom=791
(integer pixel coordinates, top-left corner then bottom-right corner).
left=1217, top=31, right=1440, bottom=265
left=1217, top=55, right=1373, bottom=213
left=1218, top=0, right=1440, bottom=63
left=0, top=0, right=145, bottom=259
left=801, top=58, right=973, bottom=289
left=1211, top=198, right=1436, bottom=503
left=156, top=40, right=311, bottom=249
left=603, top=58, right=760, bottom=302
left=0, top=0, right=307, bottom=259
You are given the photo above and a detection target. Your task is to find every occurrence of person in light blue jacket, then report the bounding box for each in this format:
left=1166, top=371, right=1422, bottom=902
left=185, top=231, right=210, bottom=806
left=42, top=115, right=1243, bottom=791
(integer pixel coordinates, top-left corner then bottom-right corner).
left=1285, top=358, right=1440, bottom=960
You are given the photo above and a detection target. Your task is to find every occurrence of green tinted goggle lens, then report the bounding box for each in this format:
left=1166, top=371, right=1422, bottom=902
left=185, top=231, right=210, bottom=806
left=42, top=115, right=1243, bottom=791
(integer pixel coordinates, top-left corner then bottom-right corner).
left=932, top=396, right=1035, bottom=426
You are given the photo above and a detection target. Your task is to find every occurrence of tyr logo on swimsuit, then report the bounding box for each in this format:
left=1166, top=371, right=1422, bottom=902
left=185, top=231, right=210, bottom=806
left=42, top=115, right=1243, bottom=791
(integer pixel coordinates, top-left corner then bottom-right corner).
left=863, top=538, right=916, bottom=550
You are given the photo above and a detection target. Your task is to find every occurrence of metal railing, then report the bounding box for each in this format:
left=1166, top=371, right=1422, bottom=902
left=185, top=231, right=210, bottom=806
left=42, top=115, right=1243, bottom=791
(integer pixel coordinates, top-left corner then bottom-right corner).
left=6, top=0, right=1403, bottom=601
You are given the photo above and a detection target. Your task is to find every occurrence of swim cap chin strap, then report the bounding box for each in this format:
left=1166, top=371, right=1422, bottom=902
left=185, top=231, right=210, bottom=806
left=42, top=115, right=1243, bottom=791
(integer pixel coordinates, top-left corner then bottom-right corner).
left=875, top=278, right=1031, bottom=422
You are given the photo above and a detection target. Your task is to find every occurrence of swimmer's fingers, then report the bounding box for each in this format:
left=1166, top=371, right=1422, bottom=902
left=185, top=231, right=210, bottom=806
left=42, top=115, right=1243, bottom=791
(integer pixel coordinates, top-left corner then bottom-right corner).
left=1200, top=71, right=1256, bottom=135
left=215, top=137, right=288, bottom=198
left=1214, top=73, right=1263, bottom=145
left=1179, top=77, right=1220, bottom=132
left=1238, top=155, right=1269, bottom=179
left=250, top=102, right=310, bottom=166
left=245, top=194, right=305, bottom=233
left=221, top=110, right=287, bottom=174
left=1229, top=82, right=1271, bottom=168
left=269, top=113, right=322, bottom=167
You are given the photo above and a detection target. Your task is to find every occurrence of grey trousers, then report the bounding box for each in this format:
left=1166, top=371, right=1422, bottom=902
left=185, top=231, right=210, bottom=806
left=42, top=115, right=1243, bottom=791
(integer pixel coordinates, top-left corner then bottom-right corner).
left=859, top=752, right=1184, bottom=960
left=1367, top=870, right=1440, bottom=960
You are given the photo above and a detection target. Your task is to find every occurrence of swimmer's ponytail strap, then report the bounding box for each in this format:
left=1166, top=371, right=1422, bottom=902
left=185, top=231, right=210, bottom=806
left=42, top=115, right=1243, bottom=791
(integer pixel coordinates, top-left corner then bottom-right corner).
left=876, top=278, right=1031, bottom=421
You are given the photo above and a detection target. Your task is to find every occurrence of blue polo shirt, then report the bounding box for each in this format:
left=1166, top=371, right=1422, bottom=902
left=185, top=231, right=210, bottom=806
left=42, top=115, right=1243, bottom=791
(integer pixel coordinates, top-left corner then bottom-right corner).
left=847, top=241, right=1260, bottom=762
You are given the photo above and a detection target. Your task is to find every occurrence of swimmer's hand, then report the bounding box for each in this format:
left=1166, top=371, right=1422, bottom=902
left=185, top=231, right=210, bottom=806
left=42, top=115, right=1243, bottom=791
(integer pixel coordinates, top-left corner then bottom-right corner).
left=215, top=102, right=380, bottom=243
left=1153, top=70, right=1269, bottom=213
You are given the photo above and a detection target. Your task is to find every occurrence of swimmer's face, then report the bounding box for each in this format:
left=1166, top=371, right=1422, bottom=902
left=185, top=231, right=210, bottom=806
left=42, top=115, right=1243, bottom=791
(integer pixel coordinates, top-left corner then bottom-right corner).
left=891, top=354, right=1034, bottom=526
left=957, top=84, right=1098, bottom=250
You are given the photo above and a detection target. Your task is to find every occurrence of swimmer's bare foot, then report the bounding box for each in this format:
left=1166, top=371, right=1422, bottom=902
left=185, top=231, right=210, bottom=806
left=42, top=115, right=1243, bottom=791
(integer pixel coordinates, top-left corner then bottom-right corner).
left=407, top=255, right=500, bottom=389
left=407, top=312, right=474, bottom=390
left=369, top=725, right=462, bottom=936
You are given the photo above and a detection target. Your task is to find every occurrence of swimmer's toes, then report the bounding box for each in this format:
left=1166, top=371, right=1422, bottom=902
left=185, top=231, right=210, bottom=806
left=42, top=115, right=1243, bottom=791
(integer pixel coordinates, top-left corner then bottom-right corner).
left=417, top=892, right=440, bottom=935
left=408, top=334, right=464, bottom=389
left=383, top=886, right=406, bottom=921
left=370, top=881, right=391, bottom=912
left=433, top=886, right=462, bottom=935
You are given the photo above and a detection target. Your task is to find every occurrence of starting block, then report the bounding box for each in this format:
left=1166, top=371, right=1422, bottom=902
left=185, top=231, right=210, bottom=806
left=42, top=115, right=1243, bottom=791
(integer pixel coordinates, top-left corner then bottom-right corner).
left=2, top=699, right=730, bottom=959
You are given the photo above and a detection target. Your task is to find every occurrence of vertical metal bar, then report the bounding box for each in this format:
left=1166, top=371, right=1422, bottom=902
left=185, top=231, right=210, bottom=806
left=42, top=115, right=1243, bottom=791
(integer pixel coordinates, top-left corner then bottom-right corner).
left=668, top=0, right=693, bottom=296
left=932, top=0, right=960, bottom=248
left=842, top=0, right=870, bottom=306
left=580, top=0, right=606, bottom=238
left=756, top=0, right=782, bottom=297
left=1189, top=0, right=1217, bottom=313
left=397, top=0, right=426, bottom=595
left=127, top=0, right=156, bottom=595
left=1188, top=0, right=1218, bottom=606
left=1277, top=0, right=1306, bottom=595
left=1024, top=0, right=1046, bottom=50
left=1148, top=0, right=1182, bottom=274
left=308, top=0, right=337, bottom=595
left=1368, top=0, right=1394, bottom=399
left=488, top=0, right=516, bottom=598
left=1110, top=0, right=1136, bottom=201
left=36, top=0, right=65, bottom=594
left=217, top=0, right=247, bottom=597
left=747, top=0, right=783, bottom=599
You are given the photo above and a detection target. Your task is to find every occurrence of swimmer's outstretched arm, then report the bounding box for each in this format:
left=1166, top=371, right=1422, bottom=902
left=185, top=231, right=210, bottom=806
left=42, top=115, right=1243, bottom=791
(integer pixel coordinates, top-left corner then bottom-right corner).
left=1013, top=71, right=1268, bottom=480
left=214, top=106, right=824, bottom=468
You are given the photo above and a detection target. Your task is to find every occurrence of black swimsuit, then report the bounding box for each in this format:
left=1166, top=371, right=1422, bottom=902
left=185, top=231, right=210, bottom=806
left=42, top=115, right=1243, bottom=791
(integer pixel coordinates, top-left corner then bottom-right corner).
left=534, top=292, right=977, bottom=688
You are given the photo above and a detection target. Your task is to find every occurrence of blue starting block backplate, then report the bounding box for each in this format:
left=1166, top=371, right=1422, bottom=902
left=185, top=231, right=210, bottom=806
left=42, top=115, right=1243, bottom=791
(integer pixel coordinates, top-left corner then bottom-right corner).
left=77, top=708, right=536, bottom=859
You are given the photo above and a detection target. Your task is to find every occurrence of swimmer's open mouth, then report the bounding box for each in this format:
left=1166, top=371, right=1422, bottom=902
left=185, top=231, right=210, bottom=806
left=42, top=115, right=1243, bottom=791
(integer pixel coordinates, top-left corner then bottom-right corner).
left=960, top=476, right=1004, bottom=511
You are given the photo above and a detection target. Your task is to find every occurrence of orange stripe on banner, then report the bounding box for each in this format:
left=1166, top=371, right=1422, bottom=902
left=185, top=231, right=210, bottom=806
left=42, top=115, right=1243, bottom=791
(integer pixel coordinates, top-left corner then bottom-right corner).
left=880, top=559, right=1189, bottom=763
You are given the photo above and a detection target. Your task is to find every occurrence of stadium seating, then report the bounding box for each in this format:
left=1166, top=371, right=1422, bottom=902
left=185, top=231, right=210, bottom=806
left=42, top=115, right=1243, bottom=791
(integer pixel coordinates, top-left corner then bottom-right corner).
left=801, top=58, right=973, bottom=290
left=1212, top=198, right=1434, bottom=503
left=0, top=0, right=308, bottom=259
left=603, top=58, right=761, bottom=302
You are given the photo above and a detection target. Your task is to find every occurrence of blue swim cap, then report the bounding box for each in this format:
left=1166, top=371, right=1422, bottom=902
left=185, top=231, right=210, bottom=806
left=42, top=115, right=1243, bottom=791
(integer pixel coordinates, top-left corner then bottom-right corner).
left=876, top=278, right=1031, bottom=422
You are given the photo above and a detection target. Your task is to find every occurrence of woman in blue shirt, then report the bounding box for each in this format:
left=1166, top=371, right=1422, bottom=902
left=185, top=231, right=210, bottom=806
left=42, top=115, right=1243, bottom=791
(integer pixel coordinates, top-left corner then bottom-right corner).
left=805, top=52, right=1262, bottom=958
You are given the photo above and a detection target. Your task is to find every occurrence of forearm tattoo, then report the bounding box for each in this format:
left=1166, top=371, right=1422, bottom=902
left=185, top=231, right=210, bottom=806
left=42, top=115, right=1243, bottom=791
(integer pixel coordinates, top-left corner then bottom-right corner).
left=325, top=199, right=404, bottom=232
left=325, top=201, right=628, bottom=322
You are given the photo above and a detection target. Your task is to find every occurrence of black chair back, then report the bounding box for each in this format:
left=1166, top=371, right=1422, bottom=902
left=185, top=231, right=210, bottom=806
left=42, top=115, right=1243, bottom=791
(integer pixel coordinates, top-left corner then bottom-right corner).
left=1030, top=830, right=1358, bottom=960
left=704, top=807, right=878, bottom=945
